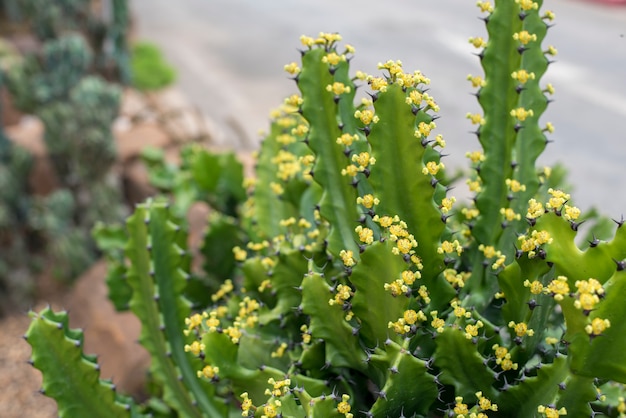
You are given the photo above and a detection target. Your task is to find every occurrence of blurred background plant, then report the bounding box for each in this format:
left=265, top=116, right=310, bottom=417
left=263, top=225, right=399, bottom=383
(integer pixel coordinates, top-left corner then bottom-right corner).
left=0, top=0, right=131, bottom=315
left=131, top=41, right=176, bottom=92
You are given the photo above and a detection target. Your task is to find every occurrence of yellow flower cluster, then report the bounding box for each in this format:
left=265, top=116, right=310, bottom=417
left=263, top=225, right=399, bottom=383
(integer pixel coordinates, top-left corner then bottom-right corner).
left=537, top=405, right=567, bottom=418
left=466, top=112, right=486, bottom=126
left=354, top=109, right=379, bottom=125
left=518, top=230, right=552, bottom=258
left=422, top=161, right=444, bottom=176
left=511, top=69, right=535, bottom=84
left=574, top=278, right=604, bottom=312
left=356, top=194, right=379, bottom=209
left=508, top=321, right=534, bottom=337
left=492, top=344, right=518, bottom=371
left=438, top=239, right=463, bottom=256
left=444, top=269, right=470, bottom=289
left=513, top=30, right=537, bottom=45
left=467, top=74, right=486, bottom=88
left=337, top=394, right=353, bottom=418
left=388, top=309, right=427, bottom=335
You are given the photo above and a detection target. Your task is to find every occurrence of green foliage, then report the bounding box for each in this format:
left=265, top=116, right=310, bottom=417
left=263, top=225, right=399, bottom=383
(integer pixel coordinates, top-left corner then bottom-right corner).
left=131, top=42, right=176, bottom=91
left=0, top=3, right=129, bottom=307
left=27, top=2, right=626, bottom=417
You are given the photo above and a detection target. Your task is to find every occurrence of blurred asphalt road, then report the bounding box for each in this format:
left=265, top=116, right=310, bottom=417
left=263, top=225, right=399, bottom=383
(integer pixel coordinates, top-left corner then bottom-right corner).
left=131, top=0, right=626, bottom=215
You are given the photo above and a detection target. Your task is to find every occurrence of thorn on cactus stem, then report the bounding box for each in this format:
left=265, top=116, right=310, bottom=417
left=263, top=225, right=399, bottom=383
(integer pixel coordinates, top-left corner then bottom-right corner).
left=441, top=214, right=450, bottom=223
left=333, top=95, right=340, bottom=104
left=511, top=161, right=518, bottom=169
left=328, top=66, right=336, bottom=76
left=361, top=126, right=371, bottom=136
left=368, top=92, right=378, bottom=103
left=527, top=299, right=538, bottom=310
left=411, top=106, right=420, bottom=115
left=519, top=12, right=527, bottom=20
left=589, top=235, right=601, bottom=247
left=376, top=390, right=387, bottom=400
left=358, top=244, right=366, bottom=254
left=571, top=220, right=585, bottom=231
left=613, top=215, right=625, bottom=228
left=515, top=85, right=525, bottom=94
left=614, top=258, right=626, bottom=271
left=514, top=123, right=523, bottom=132
left=351, top=178, right=359, bottom=188
left=517, top=46, right=528, bottom=55
left=526, top=217, right=536, bottom=227
left=430, top=178, right=439, bottom=188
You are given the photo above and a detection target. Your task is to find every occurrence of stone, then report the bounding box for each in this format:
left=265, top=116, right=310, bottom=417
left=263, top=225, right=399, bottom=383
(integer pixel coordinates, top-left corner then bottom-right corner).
left=114, top=121, right=171, bottom=163
left=1, top=86, right=22, bottom=127
left=66, top=260, right=150, bottom=398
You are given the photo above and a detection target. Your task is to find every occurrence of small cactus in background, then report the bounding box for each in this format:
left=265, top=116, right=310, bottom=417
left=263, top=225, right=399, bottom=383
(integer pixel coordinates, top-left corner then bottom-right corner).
left=26, top=1, right=626, bottom=417
left=15, top=0, right=131, bottom=82
left=0, top=9, right=127, bottom=303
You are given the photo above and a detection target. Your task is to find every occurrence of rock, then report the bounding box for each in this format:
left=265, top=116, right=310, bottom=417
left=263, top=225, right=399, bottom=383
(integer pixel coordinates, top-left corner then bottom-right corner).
left=66, top=260, right=150, bottom=398
left=114, top=121, right=171, bottom=163
left=1, top=86, right=22, bottom=127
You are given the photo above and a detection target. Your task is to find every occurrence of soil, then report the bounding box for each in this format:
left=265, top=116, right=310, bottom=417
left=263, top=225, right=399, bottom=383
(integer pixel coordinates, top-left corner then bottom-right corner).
left=0, top=307, right=61, bottom=417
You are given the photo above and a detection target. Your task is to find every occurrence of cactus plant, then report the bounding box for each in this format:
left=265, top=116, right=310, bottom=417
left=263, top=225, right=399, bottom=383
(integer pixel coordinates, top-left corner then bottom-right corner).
left=26, top=1, right=626, bottom=417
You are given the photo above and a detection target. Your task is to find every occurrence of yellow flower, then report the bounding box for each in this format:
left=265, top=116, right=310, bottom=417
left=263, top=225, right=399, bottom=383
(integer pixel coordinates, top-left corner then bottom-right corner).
left=546, top=276, right=570, bottom=301
left=513, top=30, right=537, bottom=45
left=508, top=321, right=534, bottom=337
left=510, top=107, right=534, bottom=121
left=467, top=74, right=486, bottom=87
left=326, top=82, right=351, bottom=95
left=476, top=1, right=493, bottom=12
left=511, top=69, right=535, bottom=84
left=586, top=317, right=611, bottom=336
left=465, top=321, right=484, bottom=339
left=422, top=161, right=444, bottom=176
left=357, top=194, right=380, bottom=209
left=322, top=52, right=345, bottom=66
left=355, top=225, right=374, bottom=245
left=184, top=340, right=205, bottom=356
left=466, top=112, right=486, bottom=125
left=354, top=109, right=379, bottom=125
left=283, top=62, right=300, bottom=75
left=197, top=365, right=219, bottom=379
left=515, top=0, right=538, bottom=11
left=415, top=121, right=436, bottom=138
left=337, top=394, right=352, bottom=416
left=337, top=133, right=359, bottom=146
left=469, top=37, right=487, bottom=48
